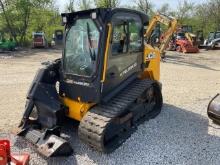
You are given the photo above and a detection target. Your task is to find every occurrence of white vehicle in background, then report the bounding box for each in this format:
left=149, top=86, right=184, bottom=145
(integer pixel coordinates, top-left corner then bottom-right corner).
left=204, top=31, right=220, bottom=49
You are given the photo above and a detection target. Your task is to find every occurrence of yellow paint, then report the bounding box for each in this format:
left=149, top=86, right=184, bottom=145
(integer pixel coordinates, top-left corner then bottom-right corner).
left=141, top=13, right=177, bottom=81
left=139, top=44, right=160, bottom=81
left=145, top=13, right=178, bottom=56
left=145, top=13, right=175, bottom=38
left=62, top=97, right=94, bottom=121
left=185, top=32, right=196, bottom=45
left=101, top=23, right=112, bottom=83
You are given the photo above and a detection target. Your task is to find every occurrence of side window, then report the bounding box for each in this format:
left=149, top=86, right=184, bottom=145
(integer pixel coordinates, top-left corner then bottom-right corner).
left=215, top=32, right=220, bottom=39
left=129, top=20, right=142, bottom=52
left=112, top=23, right=128, bottom=55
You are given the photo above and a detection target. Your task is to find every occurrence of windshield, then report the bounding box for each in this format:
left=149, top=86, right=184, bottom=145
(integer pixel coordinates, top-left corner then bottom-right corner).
left=64, top=18, right=100, bottom=77
left=208, top=33, right=214, bottom=41
left=177, top=32, right=185, bottom=39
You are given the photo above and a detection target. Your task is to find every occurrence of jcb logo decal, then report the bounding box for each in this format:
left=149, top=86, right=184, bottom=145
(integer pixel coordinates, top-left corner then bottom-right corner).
left=147, top=52, right=156, bottom=59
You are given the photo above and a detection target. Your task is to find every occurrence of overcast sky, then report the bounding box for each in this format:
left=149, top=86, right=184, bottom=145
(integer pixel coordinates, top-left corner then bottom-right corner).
left=56, top=0, right=206, bottom=12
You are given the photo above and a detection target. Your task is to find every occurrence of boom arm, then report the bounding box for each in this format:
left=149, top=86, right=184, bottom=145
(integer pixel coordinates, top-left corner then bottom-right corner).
left=145, top=13, right=178, bottom=56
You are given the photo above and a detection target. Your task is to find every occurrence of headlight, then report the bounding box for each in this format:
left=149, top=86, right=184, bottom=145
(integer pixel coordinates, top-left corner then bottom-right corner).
left=62, top=16, right=67, bottom=24
left=91, top=12, right=97, bottom=19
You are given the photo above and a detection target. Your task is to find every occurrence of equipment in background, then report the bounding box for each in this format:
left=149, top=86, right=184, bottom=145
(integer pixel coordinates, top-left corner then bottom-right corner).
left=32, top=32, right=47, bottom=48
left=0, top=38, right=16, bottom=52
left=49, top=30, right=64, bottom=48
left=0, top=32, right=2, bottom=41
left=175, top=32, right=199, bottom=53
left=196, top=30, right=204, bottom=48
left=18, top=8, right=163, bottom=157
left=208, top=94, right=220, bottom=124
left=54, top=30, right=64, bottom=45
left=167, top=25, right=200, bottom=53
left=145, top=13, right=178, bottom=59
left=0, top=140, right=29, bottom=165
left=204, top=31, right=220, bottom=49
left=181, top=25, right=193, bottom=33
left=175, top=25, right=199, bottom=53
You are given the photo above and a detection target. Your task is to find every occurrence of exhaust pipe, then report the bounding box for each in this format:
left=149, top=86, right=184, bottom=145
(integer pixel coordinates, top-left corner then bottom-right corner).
left=207, top=93, right=220, bottom=124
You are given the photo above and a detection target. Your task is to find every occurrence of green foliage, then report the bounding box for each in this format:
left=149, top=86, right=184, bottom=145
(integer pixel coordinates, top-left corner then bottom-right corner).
left=0, top=0, right=219, bottom=46
left=29, top=8, right=63, bottom=43
left=143, top=0, right=220, bottom=38
left=174, top=0, right=220, bottom=37
left=65, top=0, right=75, bottom=12
left=79, top=0, right=92, bottom=10
left=175, top=0, right=195, bottom=24
left=134, top=0, right=153, bottom=14
left=94, top=0, right=119, bottom=8
left=0, top=0, right=63, bottom=46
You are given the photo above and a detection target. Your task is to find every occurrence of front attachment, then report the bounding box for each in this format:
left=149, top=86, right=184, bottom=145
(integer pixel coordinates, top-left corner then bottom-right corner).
left=207, top=93, right=220, bottom=124
left=18, top=128, right=73, bottom=157
left=181, top=44, right=199, bottom=53
left=17, top=60, right=73, bottom=157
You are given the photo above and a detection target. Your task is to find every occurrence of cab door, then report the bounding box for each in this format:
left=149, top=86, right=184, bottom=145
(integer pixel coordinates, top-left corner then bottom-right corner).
left=103, top=12, right=144, bottom=96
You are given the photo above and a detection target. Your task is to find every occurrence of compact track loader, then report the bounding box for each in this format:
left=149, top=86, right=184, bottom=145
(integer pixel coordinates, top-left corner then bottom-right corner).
left=18, top=8, right=163, bottom=157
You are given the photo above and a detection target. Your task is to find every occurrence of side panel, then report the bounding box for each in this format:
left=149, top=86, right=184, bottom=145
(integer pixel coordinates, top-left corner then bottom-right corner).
left=102, top=12, right=144, bottom=96
left=62, top=97, right=94, bottom=121
left=139, top=44, right=160, bottom=81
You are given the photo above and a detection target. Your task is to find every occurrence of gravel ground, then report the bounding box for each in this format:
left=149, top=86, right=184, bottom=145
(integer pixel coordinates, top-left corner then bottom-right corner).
left=0, top=49, right=220, bottom=165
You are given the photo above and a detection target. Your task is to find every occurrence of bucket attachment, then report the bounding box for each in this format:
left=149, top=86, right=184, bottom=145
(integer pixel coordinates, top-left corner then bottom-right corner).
left=182, top=45, right=199, bottom=53
left=18, top=128, right=73, bottom=157
left=207, top=93, right=220, bottom=124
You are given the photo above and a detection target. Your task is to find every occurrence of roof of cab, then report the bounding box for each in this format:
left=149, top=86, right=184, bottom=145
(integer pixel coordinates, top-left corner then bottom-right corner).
left=61, top=8, right=149, bottom=25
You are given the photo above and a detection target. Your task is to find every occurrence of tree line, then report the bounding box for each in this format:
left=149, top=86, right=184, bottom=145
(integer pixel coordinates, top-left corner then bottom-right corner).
left=0, top=0, right=219, bottom=46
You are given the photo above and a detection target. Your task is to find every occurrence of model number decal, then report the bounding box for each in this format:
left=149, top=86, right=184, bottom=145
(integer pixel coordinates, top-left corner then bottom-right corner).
left=120, top=62, right=137, bottom=77
left=66, top=79, right=90, bottom=86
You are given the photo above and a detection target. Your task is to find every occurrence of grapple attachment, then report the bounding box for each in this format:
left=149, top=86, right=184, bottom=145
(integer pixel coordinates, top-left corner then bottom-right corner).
left=207, top=94, right=220, bottom=124
left=17, top=60, right=73, bottom=157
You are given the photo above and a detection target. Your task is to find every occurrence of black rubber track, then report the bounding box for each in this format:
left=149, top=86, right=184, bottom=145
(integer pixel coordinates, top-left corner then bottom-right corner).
left=78, top=78, right=163, bottom=152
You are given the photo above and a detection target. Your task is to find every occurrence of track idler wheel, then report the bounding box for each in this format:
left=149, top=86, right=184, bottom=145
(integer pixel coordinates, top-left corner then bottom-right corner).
left=207, top=93, right=220, bottom=124
left=132, top=83, right=163, bottom=124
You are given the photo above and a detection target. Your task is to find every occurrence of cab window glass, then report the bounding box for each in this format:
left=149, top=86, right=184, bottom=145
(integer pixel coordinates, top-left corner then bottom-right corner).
left=129, top=20, right=142, bottom=52
left=215, top=32, right=220, bottom=39
left=112, top=23, right=128, bottom=55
